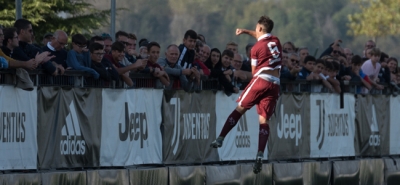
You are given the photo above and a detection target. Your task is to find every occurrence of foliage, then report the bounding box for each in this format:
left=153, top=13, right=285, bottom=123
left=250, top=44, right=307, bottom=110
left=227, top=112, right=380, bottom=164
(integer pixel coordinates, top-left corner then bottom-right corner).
left=348, top=0, right=400, bottom=38
left=0, top=0, right=111, bottom=42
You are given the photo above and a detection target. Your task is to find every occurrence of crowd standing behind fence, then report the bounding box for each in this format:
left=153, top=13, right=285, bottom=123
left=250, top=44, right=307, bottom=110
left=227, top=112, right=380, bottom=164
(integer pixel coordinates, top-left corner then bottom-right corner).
left=0, top=18, right=399, bottom=94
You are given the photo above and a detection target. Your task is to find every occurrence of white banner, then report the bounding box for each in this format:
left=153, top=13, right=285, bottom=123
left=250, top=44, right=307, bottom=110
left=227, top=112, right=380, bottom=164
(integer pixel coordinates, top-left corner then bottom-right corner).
left=310, top=94, right=356, bottom=157
left=0, top=86, right=37, bottom=170
left=100, top=89, right=163, bottom=166
left=390, top=96, right=400, bottom=155
left=215, top=91, right=267, bottom=160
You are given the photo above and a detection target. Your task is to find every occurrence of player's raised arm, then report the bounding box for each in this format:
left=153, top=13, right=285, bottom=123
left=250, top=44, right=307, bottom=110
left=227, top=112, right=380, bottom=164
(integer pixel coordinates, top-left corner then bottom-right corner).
left=236, top=28, right=257, bottom=39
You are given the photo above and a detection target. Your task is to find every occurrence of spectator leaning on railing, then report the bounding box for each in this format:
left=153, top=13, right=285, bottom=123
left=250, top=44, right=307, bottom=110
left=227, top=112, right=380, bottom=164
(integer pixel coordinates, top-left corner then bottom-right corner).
left=157, top=44, right=195, bottom=91
left=89, top=42, right=119, bottom=83
left=340, top=55, right=372, bottom=93
left=42, top=30, right=68, bottom=70
left=66, top=34, right=99, bottom=80
left=212, top=49, right=238, bottom=96
left=361, top=48, right=384, bottom=92
left=145, top=42, right=170, bottom=87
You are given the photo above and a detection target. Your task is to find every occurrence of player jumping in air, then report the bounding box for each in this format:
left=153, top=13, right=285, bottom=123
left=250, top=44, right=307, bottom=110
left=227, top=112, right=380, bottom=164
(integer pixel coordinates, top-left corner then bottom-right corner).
left=210, top=15, right=282, bottom=174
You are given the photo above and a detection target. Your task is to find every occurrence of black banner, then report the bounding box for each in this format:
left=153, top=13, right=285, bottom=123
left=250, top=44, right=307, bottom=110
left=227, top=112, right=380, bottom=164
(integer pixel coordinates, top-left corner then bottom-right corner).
left=355, top=95, right=390, bottom=156
left=37, top=87, right=102, bottom=169
left=162, top=90, right=218, bottom=164
left=268, top=93, right=311, bottom=160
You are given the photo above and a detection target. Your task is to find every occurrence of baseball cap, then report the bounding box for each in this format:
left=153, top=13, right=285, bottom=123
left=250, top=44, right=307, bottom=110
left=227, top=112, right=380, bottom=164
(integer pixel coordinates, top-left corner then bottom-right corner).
left=43, top=32, right=53, bottom=39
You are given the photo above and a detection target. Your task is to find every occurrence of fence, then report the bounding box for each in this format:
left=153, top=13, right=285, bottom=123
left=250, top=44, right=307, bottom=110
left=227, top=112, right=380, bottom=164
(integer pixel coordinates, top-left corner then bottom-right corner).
left=1, top=69, right=400, bottom=184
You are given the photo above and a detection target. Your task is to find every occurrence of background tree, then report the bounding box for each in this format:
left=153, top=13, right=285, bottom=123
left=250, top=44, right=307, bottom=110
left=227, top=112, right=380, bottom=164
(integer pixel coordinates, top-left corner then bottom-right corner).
left=348, top=0, right=400, bottom=41
left=0, top=0, right=111, bottom=44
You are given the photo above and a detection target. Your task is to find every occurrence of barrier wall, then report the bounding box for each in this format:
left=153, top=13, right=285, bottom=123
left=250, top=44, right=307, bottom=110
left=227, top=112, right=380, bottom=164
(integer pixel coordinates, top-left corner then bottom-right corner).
left=0, top=159, right=399, bottom=185
left=3, top=86, right=400, bottom=172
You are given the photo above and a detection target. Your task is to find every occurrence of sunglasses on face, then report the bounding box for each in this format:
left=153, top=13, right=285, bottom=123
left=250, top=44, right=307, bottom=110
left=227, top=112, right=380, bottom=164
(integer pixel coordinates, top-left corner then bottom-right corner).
left=333, top=50, right=341, bottom=54
left=291, top=59, right=299, bottom=63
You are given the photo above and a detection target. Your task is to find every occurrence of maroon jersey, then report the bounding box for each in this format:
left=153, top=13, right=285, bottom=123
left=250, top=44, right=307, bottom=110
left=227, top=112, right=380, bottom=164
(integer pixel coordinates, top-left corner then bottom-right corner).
left=251, top=33, right=282, bottom=76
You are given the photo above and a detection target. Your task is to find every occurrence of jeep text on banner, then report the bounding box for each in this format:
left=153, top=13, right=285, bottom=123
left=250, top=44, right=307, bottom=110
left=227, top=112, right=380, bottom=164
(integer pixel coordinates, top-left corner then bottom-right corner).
left=389, top=96, right=400, bottom=155
left=355, top=95, right=390, bottom=156
left=310, top=94, right=356, bottom=158
left=0, top=86, right=37, bottom=170
left=100, top=89, right=163, bottom=166
left=38, top=87, right=102, bottom=169
left=215, top=91, right=265, bottom=160
left=268, top=93, right=310, bottom=160
left=162, top=90, right=219, bottom=164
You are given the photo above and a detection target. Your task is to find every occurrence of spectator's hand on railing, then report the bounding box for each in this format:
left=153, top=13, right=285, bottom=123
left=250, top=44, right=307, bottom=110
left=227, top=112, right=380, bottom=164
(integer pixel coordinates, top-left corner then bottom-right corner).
left=223, top=69, right=233, bottom=76
left=25, top=59, right=37, bottom=70
left=51, top=62, right=65, bottom=76
left=374, top=84, right=384, bottom=90
left=191, top=67, right=201, bottom=84
left=182, top=68, right=192, bottom=76
left=133, top=59, right=147, bottom=70
left=341, top=75, right=352, bottom=81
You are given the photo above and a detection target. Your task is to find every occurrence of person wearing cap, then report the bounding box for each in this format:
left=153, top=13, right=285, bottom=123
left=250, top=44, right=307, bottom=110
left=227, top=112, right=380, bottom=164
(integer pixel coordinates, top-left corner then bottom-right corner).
left=42, top=32, right=53, bottom=46
left=101, top=33, right=112, bottom=54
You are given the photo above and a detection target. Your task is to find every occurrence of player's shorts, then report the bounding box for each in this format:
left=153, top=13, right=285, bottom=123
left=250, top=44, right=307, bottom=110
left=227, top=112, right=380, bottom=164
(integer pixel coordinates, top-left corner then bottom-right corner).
left=237, top=74, right=280, bottom=120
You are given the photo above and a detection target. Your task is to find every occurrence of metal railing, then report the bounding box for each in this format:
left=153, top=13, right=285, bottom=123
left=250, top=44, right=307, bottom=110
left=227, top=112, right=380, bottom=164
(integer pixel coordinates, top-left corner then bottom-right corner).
left=0, top=69, right=397, bottom=95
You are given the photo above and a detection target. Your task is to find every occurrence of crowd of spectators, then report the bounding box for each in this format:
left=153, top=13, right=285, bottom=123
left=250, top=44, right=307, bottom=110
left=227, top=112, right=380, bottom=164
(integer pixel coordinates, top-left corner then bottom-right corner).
left=0, top=18, right=399, bottom=95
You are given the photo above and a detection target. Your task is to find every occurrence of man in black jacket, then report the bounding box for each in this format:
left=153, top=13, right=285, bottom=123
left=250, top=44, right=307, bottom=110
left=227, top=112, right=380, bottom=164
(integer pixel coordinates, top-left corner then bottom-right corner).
left=89, top=42, right=119, bottom=83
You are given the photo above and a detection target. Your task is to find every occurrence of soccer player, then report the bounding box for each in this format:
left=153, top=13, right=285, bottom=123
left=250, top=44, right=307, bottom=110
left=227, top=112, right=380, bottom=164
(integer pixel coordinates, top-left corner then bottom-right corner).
left=210, top=15, right=282, bottom=174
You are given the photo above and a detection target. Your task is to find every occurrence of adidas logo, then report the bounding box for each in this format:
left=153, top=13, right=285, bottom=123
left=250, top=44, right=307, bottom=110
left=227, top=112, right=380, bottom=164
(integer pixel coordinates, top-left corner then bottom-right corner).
left=369, top=104, right=380, bottom=146
left=60, top=101, right=86, bottom=155
left=235, top=114, right=250, bottom=148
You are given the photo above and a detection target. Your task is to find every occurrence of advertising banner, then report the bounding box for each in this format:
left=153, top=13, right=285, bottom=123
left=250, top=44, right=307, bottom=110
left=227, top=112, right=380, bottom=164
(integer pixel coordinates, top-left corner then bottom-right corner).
left=0, top=86, right=37, bottom=170
left=389, top=96, right=400, bottom=155
left=215, top=91, right=262, bottom=161
left=100, top=89, right=163, bottom=166
left=268, top=93, right=310, bottom=160
left=310, top=94, right=356, bottom=158
left=37, top=87, right=102, bottom=169
left=162, top=90, right=218, bottom=164
left=355, top=95, right=390, bottom=156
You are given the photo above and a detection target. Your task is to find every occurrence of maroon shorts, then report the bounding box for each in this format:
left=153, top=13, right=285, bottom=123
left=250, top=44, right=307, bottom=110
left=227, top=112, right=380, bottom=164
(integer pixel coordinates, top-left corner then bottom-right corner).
left=236, top=76, right=280, bottom=120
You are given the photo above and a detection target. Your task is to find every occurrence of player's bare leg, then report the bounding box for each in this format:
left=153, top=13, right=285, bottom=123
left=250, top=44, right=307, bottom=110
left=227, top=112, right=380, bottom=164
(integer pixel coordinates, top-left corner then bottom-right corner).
left=253, top=115, right=270, bottom=174
left=210, top=106, right=247, bottom=148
